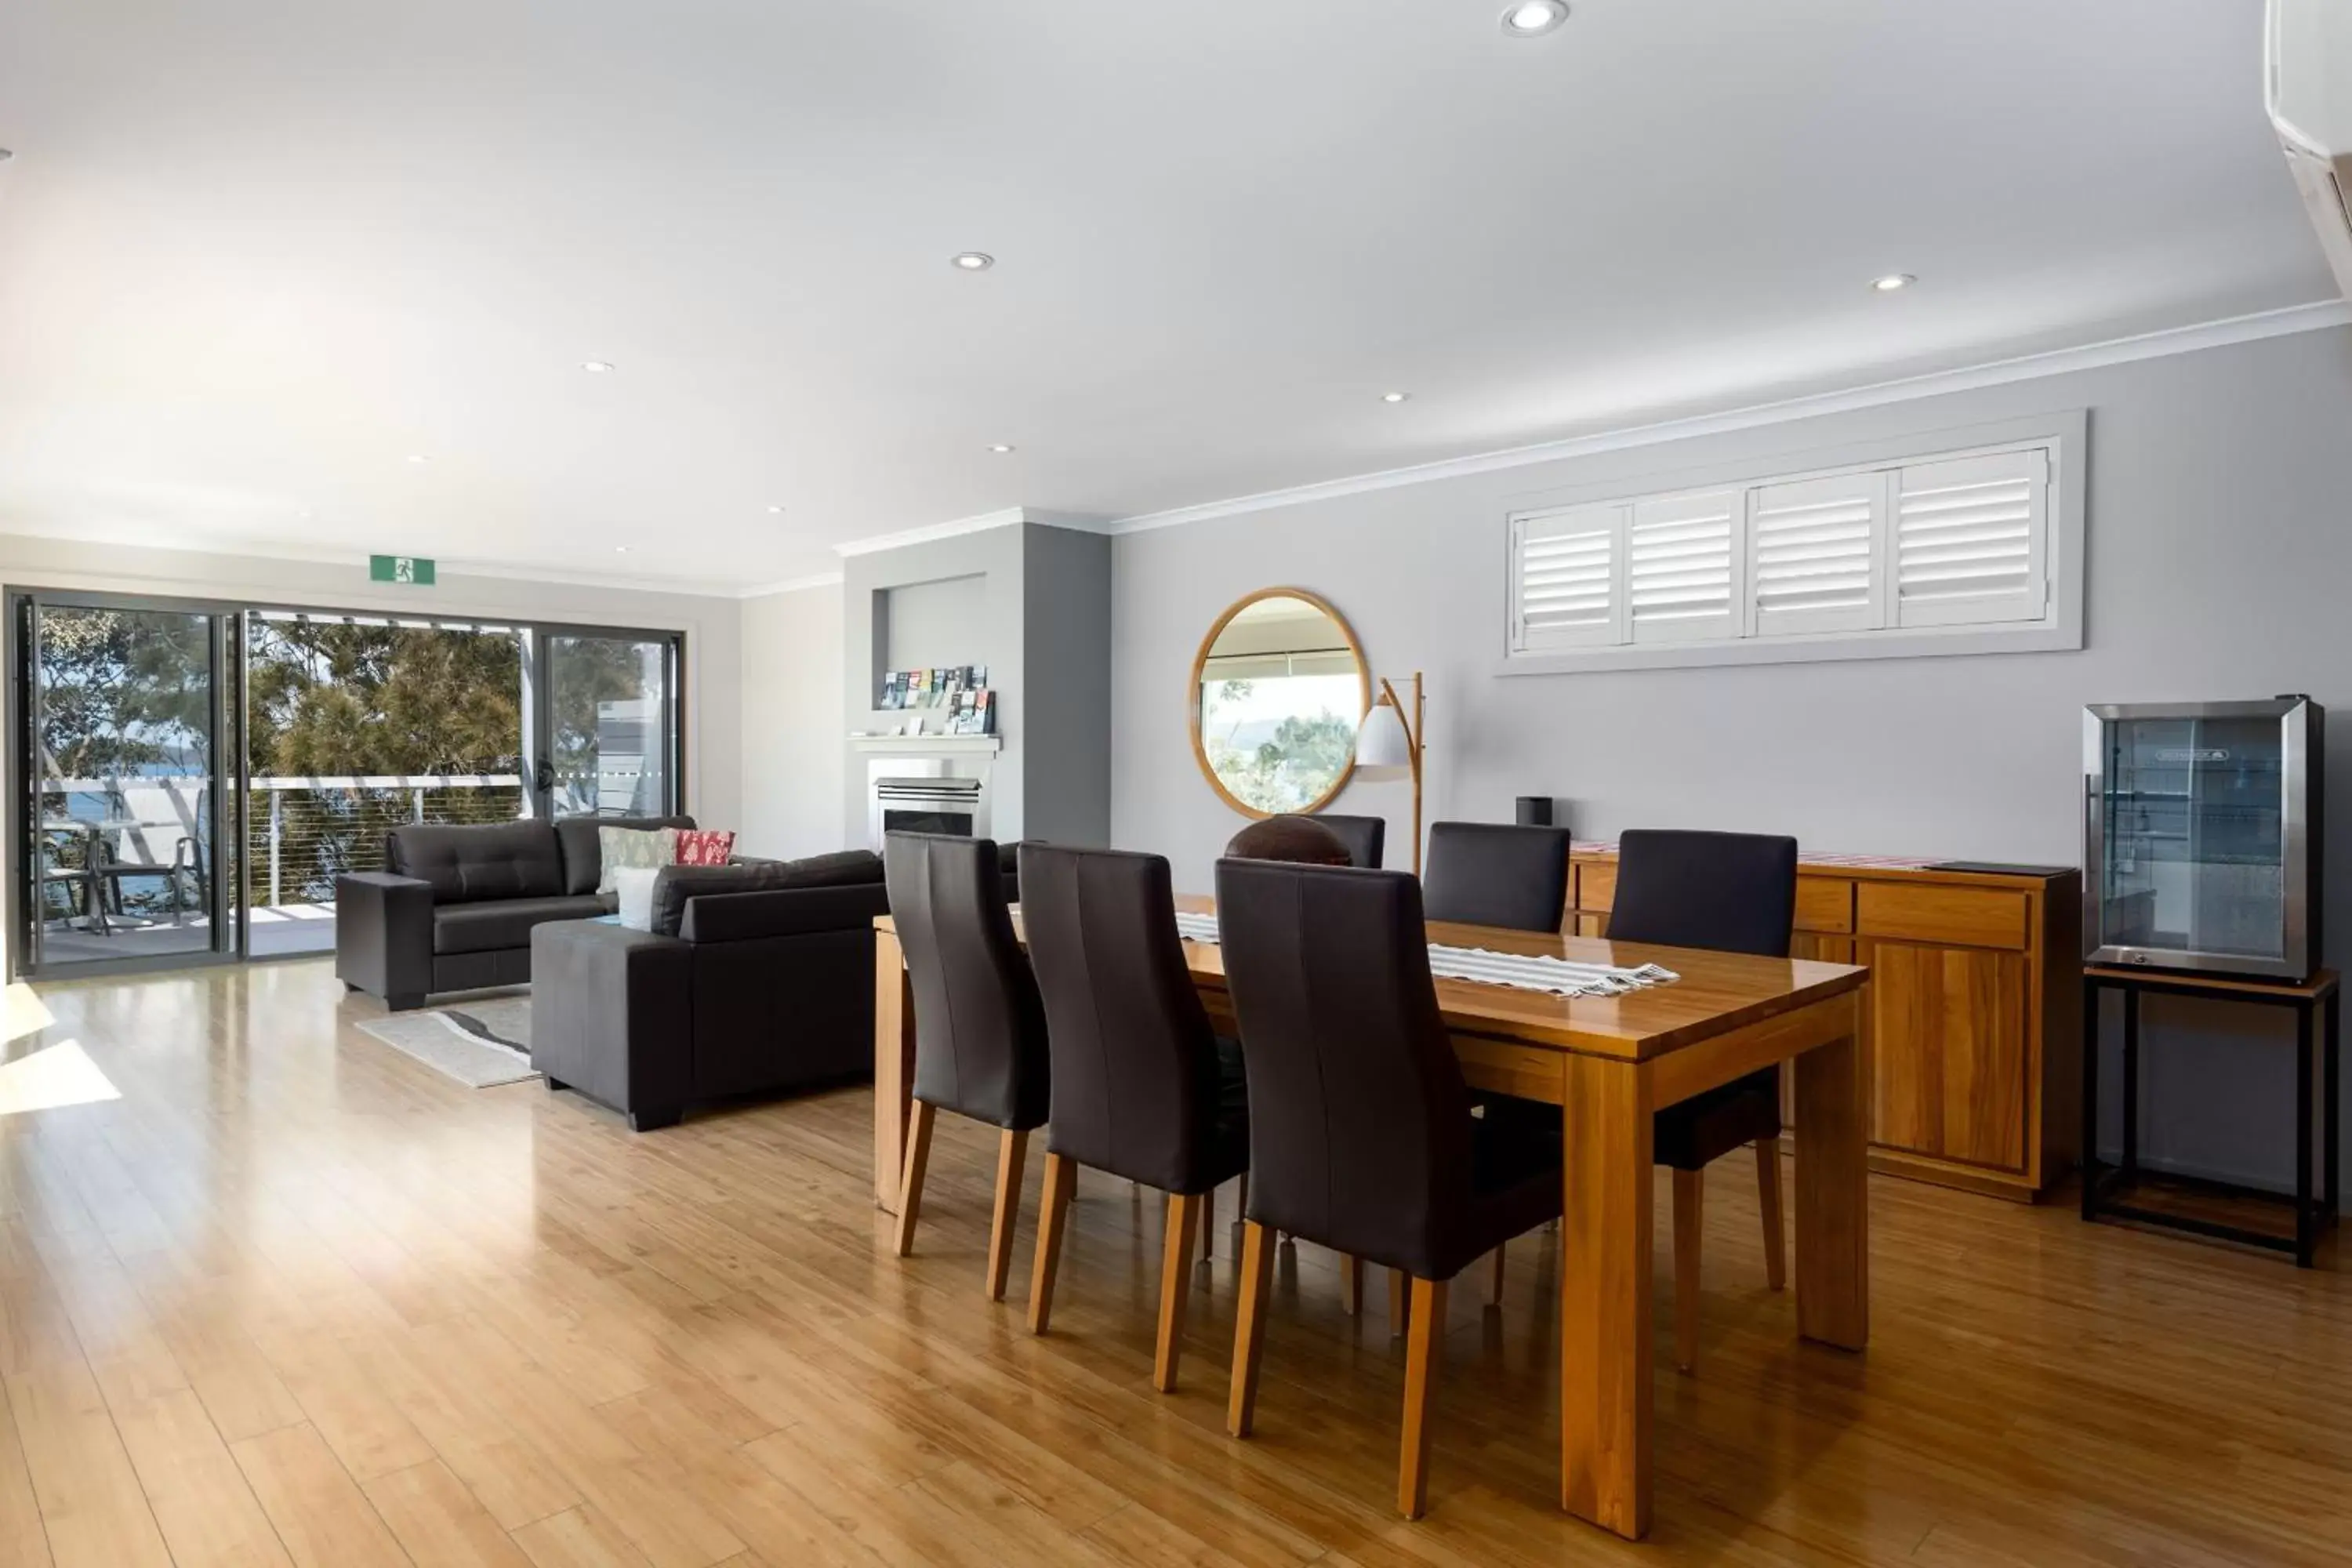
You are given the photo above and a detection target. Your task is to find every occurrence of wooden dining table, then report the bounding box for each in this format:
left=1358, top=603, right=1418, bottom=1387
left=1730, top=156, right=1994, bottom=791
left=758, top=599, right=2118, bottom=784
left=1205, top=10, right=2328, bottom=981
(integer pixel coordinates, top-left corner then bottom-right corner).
left=870, top=895, right=1872, bottom=1541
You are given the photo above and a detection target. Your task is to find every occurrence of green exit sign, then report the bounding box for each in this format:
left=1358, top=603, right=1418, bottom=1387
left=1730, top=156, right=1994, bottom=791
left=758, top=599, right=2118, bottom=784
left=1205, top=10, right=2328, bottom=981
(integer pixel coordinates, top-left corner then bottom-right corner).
left=369, top=554, right=436, bottom=585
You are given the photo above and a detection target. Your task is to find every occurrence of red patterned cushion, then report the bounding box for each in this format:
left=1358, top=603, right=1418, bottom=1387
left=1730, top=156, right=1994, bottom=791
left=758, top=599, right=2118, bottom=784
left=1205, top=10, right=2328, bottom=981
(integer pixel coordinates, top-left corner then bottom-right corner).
left=673, top=829, right=736, bottom=867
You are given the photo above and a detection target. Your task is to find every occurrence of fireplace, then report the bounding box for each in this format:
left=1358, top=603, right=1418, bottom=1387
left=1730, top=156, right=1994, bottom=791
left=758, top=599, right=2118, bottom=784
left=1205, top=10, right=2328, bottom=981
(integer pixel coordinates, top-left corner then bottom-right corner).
left=869, top=771, right=989, bottom=848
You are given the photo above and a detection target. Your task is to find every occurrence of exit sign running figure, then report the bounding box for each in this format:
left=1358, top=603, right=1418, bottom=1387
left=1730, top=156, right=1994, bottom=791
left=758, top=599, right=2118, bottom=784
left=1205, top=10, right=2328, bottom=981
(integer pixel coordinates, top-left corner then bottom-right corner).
left=369, top=554, right=436, bottom=585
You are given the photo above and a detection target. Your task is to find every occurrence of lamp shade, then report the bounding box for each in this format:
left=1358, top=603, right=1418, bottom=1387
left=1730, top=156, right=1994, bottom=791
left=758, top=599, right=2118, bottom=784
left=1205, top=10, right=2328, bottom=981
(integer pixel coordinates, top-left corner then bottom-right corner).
left=1354, top=697, right=1414, bottom=775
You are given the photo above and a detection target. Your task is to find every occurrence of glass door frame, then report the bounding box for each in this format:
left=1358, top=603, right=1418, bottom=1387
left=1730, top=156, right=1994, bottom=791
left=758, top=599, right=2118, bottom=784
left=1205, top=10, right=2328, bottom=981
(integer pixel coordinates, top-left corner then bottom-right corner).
left=523, top=622, right=688, bottom=822
left=7, top=586, right=246, bottom=982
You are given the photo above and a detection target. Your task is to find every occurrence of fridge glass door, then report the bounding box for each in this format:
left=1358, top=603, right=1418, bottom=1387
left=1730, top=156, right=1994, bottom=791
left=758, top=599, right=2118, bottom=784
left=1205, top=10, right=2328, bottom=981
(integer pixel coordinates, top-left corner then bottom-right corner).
left=2100, top=714, right=2286, bottom=959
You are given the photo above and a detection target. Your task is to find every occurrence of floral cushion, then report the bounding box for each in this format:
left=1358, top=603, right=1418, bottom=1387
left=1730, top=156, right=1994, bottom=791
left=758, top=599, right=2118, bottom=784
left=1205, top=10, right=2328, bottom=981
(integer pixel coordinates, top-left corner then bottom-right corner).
left=673, top=828, right=736, bottom=868
left=597, top=825, right=677, bottom=895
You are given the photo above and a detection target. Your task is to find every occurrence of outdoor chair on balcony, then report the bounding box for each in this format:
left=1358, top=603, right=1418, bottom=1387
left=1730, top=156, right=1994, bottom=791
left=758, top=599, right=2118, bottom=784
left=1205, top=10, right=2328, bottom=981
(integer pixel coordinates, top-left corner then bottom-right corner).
left=91, top=782, right=209, bottom=925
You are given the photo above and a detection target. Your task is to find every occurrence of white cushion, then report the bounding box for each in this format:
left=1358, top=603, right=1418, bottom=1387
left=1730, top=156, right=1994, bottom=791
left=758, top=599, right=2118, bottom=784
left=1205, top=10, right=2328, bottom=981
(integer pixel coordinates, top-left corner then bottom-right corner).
left=613, top=866, right=662, bottom=931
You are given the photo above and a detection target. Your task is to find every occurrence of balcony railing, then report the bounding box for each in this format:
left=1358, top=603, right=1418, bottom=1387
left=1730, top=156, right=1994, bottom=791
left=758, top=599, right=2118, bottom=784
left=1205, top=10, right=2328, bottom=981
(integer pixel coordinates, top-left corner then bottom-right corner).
left=42, top=769, right=664, bottom=920
left=39, top=774, right=524, bottom=916
left=246, top=775, right=526, bottom=907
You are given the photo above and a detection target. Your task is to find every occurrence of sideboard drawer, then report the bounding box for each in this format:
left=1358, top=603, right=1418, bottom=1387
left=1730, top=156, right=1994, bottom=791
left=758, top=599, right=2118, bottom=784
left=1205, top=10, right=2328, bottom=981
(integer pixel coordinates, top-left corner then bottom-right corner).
left=1796, top=876, right=1854, bottom=934
left=1857, top=882, right=2029, bottom=950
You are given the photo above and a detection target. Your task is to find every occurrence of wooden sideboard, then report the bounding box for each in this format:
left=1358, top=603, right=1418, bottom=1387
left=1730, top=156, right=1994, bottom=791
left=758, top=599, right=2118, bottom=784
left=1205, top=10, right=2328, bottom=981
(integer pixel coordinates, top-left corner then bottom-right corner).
left=1567, top=848, right=2082, bottom=1201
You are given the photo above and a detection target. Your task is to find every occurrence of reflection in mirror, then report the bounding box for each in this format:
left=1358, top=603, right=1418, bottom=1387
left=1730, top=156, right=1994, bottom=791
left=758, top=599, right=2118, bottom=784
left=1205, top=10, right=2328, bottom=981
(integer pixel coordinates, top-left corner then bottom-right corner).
left=1190, top=590, right=1368, bottom=817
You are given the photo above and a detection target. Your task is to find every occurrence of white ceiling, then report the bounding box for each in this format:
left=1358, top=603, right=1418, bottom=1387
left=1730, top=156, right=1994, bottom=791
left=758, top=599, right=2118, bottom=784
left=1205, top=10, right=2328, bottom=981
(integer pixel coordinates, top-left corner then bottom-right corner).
left=0, top=0, right=2335, bottom=593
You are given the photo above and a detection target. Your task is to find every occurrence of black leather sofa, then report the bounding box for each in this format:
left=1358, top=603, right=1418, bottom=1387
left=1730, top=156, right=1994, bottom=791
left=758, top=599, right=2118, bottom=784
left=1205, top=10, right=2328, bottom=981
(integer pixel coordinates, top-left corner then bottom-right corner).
left=527, top=851, right=891, bottom=1130
left=527, top=842, right=1023, bottom=1131
left=336, top=815, right=693, bottom=1008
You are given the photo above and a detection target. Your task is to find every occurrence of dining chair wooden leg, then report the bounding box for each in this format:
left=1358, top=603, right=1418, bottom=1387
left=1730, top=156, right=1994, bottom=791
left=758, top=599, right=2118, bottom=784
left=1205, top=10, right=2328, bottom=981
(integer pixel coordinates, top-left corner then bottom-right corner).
left=1227, top=1221, right=1275, bottom=1437
left=1340, top=1254, right=1363, bottom=1316
left=891, top=1100, right=937, bottom=1258
left=1201, top=1183, right=1216, bottom=1262
left=1155, top=1191, right=1205, bottom=1392
left=985, top=1128, right=1030, bottom=1302
left=1029, top=1152, right=1077, bottom=1334
left=1755, top=1138, right=1787, bottom=1293
left=1485, top=1243, right=1506, bottom=1308
left=1672, top=1167, right=1703, bottom=1374
left=1388, top=1267, right=1410, bottom=1338
left=1399, top=1275, right=1447, bottom=1519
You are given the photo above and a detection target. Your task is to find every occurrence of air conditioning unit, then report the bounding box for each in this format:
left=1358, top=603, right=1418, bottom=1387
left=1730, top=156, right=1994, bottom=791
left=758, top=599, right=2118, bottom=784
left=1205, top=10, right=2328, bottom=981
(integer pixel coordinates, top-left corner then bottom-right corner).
left=2269, top=0, right=2352, bottom=298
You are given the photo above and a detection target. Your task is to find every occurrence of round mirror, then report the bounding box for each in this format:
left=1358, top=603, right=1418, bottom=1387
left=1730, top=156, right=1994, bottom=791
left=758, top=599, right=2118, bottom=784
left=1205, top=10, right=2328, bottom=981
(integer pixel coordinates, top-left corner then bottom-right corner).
left=1189, top=588, right=1370, bottom=818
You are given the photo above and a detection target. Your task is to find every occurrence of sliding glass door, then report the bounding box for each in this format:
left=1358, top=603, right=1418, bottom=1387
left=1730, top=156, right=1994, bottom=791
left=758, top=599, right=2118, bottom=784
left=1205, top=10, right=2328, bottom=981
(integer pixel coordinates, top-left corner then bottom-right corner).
left=13, top=594, right=237, bottom=976
left=245, top=612, right=529, bottom=957
left=11, top=592, right=685, bottom=981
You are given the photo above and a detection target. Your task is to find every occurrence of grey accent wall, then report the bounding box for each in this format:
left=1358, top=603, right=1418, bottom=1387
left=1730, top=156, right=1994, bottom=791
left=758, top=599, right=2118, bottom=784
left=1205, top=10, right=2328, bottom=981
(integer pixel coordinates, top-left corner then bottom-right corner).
left=1022, top=526, right=1114, bottom=848
left=1110, top=325, right=2352, bottom=1199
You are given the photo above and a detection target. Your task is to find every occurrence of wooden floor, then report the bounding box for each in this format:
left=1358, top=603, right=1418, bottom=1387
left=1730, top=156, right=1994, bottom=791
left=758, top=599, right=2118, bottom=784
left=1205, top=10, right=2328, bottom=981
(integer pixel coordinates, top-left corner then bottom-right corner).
left=0, top=962, right=2348, bottom=1567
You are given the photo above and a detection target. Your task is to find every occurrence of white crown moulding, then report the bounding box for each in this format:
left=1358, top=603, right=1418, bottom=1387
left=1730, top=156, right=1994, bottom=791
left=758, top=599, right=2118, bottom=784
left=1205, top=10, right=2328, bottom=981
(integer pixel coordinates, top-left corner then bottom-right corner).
left=828, top=506, right=1115, bottom=559
left=805, top=296, right=2352, bottom=569
left=1099, top=299, right=2352, bottom=536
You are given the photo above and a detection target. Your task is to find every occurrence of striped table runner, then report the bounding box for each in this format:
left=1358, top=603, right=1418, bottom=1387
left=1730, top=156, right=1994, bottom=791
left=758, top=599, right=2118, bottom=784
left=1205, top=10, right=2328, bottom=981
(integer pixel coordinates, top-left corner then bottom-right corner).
left=1171, top=911, right=1678, bottom=998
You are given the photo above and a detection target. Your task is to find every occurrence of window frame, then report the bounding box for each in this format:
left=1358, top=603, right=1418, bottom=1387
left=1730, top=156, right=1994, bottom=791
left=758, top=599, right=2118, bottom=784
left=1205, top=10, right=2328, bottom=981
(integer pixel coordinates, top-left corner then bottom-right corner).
left=1496, top=411, right=2085, bottom=676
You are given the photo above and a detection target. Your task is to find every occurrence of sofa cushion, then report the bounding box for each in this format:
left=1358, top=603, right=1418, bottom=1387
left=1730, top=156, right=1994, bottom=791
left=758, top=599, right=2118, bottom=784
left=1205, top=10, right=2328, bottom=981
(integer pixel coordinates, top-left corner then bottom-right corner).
left=598, top=826, right=678, bottom=894
left=674, top=828, right=736, bottom=867
left=648, top=864, right=790, bottom=938
left=613, top=866, right=661, bottom=932
left=553, top=814, right=698, bottom=896
left=431, top=895, right=611, bottom=955
left=387, top=821, right=564, bottom=905
left=773, top=849, right=886, bottom=890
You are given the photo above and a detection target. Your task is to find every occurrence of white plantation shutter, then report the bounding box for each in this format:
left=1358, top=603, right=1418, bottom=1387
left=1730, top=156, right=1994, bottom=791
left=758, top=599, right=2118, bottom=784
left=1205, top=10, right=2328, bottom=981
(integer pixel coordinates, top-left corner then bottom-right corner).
left=1628, top=489, right=1741, bottom=643
left=1746, top=471, right=1888, bottom=636
left=1502, top=434, right=2064, bottom=663
left=1893, top=449, right=2049, bottom=626
left=1512, top=504, right=1624, bottom=651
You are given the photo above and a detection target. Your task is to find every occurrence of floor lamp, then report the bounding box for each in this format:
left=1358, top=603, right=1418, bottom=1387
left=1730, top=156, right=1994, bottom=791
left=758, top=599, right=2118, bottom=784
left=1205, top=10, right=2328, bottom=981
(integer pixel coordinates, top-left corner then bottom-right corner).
left=1353, top=671, right=1425, bottom=875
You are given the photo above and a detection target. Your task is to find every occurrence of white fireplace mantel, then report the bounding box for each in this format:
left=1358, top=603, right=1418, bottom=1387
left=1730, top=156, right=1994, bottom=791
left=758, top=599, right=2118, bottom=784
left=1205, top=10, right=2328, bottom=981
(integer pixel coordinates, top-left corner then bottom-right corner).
left=848, top=733, right=1003, bottom=757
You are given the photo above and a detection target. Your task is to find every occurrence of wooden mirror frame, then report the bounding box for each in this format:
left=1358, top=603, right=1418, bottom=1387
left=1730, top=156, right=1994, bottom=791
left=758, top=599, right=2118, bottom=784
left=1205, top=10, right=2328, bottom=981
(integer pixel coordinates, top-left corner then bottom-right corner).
left=1187, top=586, right=1371, bottom=821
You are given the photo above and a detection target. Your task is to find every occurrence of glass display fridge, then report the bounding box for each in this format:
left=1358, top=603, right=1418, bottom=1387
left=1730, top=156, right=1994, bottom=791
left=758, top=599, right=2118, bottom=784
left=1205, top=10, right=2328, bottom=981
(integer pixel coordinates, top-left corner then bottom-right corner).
left=2083, top=698, right=2324, bottom=982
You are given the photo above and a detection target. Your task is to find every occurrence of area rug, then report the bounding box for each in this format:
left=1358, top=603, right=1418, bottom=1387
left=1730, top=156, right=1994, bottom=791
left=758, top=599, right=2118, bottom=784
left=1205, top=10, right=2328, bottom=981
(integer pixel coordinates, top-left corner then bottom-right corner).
left=353, top=994, right=539, bottom=1088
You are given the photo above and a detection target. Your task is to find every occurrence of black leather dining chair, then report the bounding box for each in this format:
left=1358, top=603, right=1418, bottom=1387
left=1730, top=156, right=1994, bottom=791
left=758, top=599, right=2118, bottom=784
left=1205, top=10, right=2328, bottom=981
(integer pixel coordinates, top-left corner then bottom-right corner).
left=1017, top=844, right=1248, bottom=1391
left=1416, top=818, right=1576, bottom=1321
left=1605, top=828, right=1798, bottom=1374
left=1214, top=857, right=1565, bottom=1520
left=1421, top=821, right=1573, bottom=933
left=1313, top=813, right=1386, bottom=869
left=882, top=832, right=1052, bottom=1301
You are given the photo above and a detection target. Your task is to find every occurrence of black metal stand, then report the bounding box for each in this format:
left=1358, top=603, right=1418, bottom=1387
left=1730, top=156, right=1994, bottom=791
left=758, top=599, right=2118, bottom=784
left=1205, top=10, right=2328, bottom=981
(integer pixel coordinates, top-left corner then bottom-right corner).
left=2082, top=965, right=2339, bottom=1267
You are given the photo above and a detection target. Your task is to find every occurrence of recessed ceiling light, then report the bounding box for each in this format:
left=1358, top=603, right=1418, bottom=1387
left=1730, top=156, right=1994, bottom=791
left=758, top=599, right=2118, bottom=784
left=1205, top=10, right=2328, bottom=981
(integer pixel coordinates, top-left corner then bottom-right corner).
left=1382, top=391, right=1411, bottom=404
left=953, top=252, right=995, bottom=271
left=1871, top=273, right=1916, bottom=292
left=614, top=546, right=630, bottom=554
left=988, top=443, right=1015, bottom=454
left=405, top=453, right=429, bottom=463
left=766, top=504, right=785, bottom=514
left=1501, top=1, right=1568, bottom=36
left=581, top=360, right=615, bottom=373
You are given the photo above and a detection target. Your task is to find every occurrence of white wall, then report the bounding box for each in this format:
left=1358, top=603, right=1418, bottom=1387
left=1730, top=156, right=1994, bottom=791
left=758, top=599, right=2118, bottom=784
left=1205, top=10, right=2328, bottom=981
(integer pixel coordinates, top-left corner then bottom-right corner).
left=739, top=580, right=847, bottom=859
left=1111, top=325, right=2352, bottom=1194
